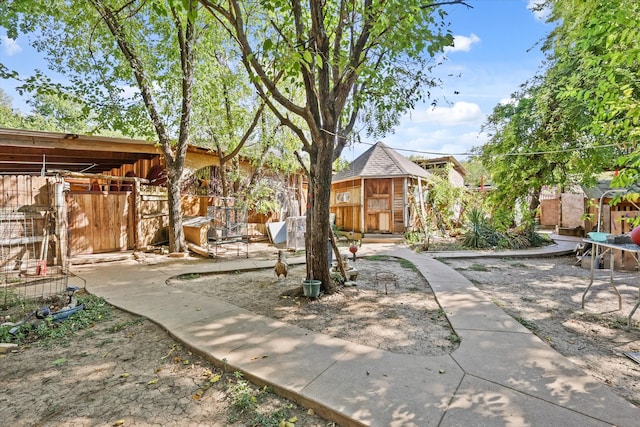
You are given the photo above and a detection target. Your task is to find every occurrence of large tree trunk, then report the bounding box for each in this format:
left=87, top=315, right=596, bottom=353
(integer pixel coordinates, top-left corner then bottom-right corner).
left=528, top=187, right=541, bottom=226
left=305, top=140, right=336, bottom=294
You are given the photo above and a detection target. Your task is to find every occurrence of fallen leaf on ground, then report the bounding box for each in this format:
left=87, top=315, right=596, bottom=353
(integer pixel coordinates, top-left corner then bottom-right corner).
left=251, top=354, right=268, bottom=361
left=52, top=358, right=67, bottom=366
left=192, top=372, right=222, bottom=400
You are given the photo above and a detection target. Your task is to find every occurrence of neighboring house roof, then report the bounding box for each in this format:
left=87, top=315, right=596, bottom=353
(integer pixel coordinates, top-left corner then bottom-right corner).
left=332, top=141, right=430, bottom=183
left=413, top=155, right=468, bottom=177
left=582, top=180, right=640, bottom=200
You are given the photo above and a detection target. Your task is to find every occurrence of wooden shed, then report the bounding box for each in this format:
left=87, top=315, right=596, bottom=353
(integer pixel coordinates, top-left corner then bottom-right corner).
left=0, top=127, right=305, bottom=259
left=0, top=127, right=225, bottom=258
left=330, top=141, right=431, bottom=235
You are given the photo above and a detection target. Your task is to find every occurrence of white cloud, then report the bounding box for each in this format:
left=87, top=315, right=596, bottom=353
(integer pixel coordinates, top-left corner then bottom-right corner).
left=1, top=35, right=22, bottom=56
left=120, top=84, right=140, bottom=99
left=528, top=0, right=551, bottom=21
left=381, top=126, right=486, bottom=160
left=498, top=97, right=516, bottom=106
left=444, top=33, right=480, bottom=53
left=412, top=101, right=483, bottom=126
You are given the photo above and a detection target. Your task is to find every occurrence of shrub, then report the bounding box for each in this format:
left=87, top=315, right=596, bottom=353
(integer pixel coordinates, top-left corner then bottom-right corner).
left=462, top=208, right=504, bottom=249
left=462, top=209, right=551, bottom=250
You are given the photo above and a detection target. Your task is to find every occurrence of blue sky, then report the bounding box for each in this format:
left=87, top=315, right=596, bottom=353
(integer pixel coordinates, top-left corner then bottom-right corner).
left=352, top=0, right=553, bottom=162
left=0, top=0, right=551, bottom=162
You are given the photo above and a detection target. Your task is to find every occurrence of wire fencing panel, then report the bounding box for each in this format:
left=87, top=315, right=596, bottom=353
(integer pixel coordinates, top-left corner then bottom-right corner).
left=1, top=176, right=70, bottom=306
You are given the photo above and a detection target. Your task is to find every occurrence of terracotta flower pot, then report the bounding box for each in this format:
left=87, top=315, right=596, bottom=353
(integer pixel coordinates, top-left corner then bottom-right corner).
left=631, top=226, right=640, bottom=246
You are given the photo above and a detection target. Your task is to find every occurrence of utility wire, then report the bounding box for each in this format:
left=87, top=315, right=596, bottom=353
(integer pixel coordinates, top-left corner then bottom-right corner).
left=355, top=141, right=620, bottom=158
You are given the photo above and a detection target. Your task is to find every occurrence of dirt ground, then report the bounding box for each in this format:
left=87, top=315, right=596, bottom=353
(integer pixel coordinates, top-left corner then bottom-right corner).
left=3, top=243, right=640, bottom=426
left=0, top=298, right=329, bottom=427
left=168, top=254, right=458, bottom=356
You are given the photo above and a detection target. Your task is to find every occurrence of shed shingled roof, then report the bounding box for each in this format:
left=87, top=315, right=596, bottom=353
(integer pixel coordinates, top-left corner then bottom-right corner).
left=332, top=141, right=430, bottom=183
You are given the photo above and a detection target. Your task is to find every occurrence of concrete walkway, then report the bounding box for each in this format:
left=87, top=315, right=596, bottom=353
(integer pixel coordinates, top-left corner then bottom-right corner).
left=71, top=236, right=640, bottom=426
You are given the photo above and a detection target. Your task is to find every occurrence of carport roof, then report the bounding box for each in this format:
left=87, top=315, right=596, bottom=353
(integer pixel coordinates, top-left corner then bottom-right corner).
left=0, top=127, right=217, bottom=175
left=0, top=128, right=163, bottom=175
left=582, top=180, right=640, bottom=200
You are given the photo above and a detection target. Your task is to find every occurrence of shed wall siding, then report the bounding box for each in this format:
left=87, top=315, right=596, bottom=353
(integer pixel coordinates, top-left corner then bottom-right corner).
left=393, top=177, right=405, bottom=233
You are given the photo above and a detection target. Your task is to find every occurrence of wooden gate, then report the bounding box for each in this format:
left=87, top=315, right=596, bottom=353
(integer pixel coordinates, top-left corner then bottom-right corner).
left=67, top=192, right=133, bottom=255
left=66, top=184, right=170, bottom=255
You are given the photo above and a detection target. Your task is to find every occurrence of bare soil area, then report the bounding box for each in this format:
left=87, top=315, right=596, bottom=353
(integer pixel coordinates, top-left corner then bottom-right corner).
left=168, top=255, right=459, bottom=356
left=0, top=297, right=328, bottom=427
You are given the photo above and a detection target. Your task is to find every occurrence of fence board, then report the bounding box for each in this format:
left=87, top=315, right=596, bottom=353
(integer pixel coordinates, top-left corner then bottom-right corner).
left=610, top=210, right=640, bottom=270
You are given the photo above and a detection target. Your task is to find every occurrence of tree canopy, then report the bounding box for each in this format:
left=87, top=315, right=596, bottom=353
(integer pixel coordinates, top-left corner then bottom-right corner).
left=544, top=0, right=640, bottom=149
left=477, top=0, right=638, bottom=224
left=479, top=77, right=590, bottom=224
left=200, top=0, right=469, bottom=290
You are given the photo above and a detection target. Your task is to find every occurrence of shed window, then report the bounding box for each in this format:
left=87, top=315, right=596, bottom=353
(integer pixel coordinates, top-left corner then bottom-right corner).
left=336, top=191, right=351, bottom=203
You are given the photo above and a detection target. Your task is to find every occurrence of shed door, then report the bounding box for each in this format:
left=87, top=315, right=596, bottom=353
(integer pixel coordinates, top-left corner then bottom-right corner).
left=365, top=179, right=392, bottom=233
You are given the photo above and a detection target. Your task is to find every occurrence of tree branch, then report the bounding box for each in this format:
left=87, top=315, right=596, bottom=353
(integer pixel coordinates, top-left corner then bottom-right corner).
left=294, top=150, right=310, bottom=178
left=89, top=0, right=173, bottom=163
left=221, top=102, right=266, bottom=163
left=200, top=0, right=308, bottom=119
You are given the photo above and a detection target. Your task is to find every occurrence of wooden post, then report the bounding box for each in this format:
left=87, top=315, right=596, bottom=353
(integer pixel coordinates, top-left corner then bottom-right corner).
left=53, top=181, right=67, bottom=267
left=391, top=178, right=395, bottom=233
left=134, top=178, right=142, bottom=250
left=329, top=229, right=347, bottom=281
left=360, top=177, right=365, bottom=233
left=417, top=178, right=427, bottom=229
left=403, top=177, right=408, bottom=230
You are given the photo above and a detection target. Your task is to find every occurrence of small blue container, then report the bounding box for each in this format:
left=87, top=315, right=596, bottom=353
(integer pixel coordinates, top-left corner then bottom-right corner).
left=588, top=232, right=610, bottom=242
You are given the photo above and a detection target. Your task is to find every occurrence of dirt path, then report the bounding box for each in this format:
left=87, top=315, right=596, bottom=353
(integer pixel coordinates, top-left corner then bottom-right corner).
left=440, top=254, right=640, bottom=407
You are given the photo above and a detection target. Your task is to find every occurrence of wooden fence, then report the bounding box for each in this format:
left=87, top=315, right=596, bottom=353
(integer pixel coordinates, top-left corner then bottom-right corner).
left=67, top=183, right=170, bottom=255
left=3, top=175, right=287, bottom=257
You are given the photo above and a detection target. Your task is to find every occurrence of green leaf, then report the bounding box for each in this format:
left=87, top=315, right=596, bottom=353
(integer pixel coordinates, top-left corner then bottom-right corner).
left=52, top=358, right=67, bottom=366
